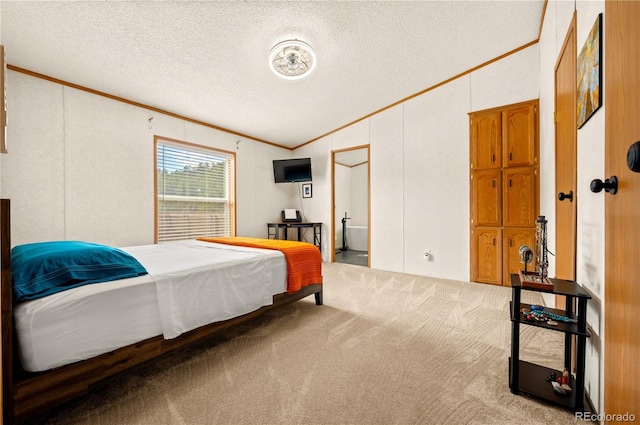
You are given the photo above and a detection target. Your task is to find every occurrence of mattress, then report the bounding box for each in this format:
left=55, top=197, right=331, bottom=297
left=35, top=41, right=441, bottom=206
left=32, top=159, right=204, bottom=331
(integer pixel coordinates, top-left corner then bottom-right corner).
left=14, top=240, right=287, bottom=372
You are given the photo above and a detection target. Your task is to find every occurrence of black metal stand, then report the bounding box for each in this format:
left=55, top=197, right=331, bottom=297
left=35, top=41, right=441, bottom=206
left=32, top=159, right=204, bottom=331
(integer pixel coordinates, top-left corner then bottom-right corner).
left=509, top=273, right=591, bottom=412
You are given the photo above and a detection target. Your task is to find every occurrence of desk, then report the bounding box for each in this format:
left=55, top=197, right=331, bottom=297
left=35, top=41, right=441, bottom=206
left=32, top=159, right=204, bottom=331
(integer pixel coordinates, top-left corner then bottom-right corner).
left=267, top=222, right=322, bottom=252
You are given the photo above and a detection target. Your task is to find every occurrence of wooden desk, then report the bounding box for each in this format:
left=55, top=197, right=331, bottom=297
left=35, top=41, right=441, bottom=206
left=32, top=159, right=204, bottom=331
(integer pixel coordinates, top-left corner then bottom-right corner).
left=267, top=222, right=322, bottom=252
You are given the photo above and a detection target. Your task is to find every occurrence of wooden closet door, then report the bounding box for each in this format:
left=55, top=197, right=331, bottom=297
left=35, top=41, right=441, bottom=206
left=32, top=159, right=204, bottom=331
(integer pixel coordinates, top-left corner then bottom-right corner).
left=472, top=169, right=502, bottom=227
left=470, top=111, right=501, bottom=170
left=469, top=100, right=539, bottom=286
left=503, top=167, right=537, bottom=227
left=503, top=104, right=537, bottom=167
left=472, top=228, right=502, bottom=285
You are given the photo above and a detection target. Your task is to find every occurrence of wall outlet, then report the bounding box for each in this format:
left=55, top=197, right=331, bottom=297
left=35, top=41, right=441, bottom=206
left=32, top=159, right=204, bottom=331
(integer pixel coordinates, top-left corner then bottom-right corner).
left=424, top=249, right=431, bottom=260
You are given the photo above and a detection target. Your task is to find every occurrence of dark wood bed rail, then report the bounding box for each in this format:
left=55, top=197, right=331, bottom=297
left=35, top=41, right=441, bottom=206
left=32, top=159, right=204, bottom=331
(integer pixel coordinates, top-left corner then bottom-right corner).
left=0, top=199, right=323, bottom=423
left=1, top=199, right=13, bottom=425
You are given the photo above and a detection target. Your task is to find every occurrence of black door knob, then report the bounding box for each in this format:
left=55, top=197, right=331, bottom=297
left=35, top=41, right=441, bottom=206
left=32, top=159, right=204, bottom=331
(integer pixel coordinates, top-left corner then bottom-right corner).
left=628, top=141, right=640, bottom=173
left=558, top=191, right=574, bottom=202
left=590, top=176, right=618, bottom=195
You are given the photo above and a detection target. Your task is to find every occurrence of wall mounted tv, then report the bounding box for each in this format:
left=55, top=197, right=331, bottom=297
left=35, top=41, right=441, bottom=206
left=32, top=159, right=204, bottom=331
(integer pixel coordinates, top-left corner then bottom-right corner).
left=273, top=158, right=312, bottom=183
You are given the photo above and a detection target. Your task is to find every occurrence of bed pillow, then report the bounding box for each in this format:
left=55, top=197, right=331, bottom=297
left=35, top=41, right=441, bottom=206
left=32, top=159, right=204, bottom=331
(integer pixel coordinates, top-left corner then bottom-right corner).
left=11, top=241, right=148, bottom=301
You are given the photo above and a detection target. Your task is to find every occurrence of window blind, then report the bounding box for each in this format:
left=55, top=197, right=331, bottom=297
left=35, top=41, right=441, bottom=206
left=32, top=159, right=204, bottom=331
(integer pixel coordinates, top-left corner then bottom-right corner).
left=156, top=138, right=235, bottom=243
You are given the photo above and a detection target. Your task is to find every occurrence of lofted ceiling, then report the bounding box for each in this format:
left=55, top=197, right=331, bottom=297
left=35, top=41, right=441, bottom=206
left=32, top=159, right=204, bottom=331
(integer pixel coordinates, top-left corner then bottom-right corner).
left=1, top=1, right=545, bottom=149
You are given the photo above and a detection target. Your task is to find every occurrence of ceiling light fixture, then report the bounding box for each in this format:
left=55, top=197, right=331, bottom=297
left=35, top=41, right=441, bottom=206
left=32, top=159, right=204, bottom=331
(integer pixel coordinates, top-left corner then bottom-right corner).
left=268, top=40, right=316, bottom=80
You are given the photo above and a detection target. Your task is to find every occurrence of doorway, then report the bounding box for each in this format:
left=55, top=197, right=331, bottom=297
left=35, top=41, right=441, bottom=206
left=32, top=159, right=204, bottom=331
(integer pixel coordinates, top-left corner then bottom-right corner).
left=331, top=145, right=370, bottom=267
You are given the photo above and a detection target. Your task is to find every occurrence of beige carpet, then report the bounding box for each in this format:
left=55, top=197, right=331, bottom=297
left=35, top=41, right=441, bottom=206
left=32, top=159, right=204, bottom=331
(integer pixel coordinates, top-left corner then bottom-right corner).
left=39, top=263, right=575, bottom=425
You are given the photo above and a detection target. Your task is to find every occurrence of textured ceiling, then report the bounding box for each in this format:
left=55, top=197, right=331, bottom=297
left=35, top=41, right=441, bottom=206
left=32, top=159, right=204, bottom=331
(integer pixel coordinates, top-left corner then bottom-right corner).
left=1, top=1, right=544, bottom=149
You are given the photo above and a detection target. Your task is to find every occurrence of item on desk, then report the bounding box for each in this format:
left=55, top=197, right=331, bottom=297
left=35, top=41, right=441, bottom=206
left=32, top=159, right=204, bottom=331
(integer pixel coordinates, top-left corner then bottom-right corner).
left=519, top=270, right=553, bottom=290
left=551, top=381, right=568, bottom=395
left=281, top=209, right=302, bottom=222
left=520, top=307, right=577, bottom=324
left=544, top=310, right=577, bottom=323
left=518, top=216, right=555, bottom=289
left=561, top=368, right=569, bottom=385
left=521, top=308, right=545, bottom=322
left=535, top=215, right=550, bottom=280
left=519, top=244, right=534, bottom=270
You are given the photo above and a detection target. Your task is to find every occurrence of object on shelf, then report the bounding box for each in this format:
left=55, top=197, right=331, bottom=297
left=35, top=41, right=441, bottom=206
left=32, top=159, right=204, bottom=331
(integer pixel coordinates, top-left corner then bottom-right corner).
left=519, top=270, right=553, bottom=290
left=545, top=371, right=557, bottom=382
left=520, top=307, right=577, bottom=324
left=534, top=215, right=551, bottom=280
left=551, top=381, right=572, bottom=396
left=519, top=244, right=534, bottom=273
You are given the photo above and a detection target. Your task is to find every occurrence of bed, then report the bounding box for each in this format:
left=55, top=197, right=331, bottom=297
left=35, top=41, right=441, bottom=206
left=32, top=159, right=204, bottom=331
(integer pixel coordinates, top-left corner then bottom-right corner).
left=0, top=199, right=323, bottom=424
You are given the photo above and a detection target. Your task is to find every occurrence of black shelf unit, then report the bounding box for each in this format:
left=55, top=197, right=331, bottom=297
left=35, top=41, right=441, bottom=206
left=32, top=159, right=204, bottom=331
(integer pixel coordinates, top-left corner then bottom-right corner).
left=509, top=273, right=591, bottom=411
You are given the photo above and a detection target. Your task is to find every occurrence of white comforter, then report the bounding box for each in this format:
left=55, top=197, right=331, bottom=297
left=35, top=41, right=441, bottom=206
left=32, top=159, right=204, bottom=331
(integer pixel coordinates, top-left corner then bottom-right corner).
left=14, top=240, right=287, bottom=372
left=126, top=240, right=285, bottom=339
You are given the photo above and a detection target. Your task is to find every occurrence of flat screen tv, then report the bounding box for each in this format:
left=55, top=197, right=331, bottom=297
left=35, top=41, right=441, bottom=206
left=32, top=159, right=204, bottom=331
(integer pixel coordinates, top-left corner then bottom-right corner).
left=273, top=158, right=312, bottom=183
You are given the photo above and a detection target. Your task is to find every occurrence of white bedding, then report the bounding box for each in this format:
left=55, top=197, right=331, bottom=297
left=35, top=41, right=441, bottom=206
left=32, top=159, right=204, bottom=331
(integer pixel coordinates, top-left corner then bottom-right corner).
left=14, top=240, right=287, bottom=372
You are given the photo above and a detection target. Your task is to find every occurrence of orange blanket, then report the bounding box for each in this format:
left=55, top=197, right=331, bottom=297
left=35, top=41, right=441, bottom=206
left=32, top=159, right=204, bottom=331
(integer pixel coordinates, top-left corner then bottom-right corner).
left=197, top=237, right=322, bottom=294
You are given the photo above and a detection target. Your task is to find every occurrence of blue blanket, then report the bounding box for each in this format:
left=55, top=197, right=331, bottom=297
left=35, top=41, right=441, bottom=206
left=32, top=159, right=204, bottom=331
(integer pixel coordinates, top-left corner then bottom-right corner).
left=12, top=241, right=148, bottom=301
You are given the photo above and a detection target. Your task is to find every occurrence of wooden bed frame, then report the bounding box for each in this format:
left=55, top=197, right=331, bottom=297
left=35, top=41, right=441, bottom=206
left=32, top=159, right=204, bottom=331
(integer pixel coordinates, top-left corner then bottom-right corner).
left=0, top=199, right=323, bottom=424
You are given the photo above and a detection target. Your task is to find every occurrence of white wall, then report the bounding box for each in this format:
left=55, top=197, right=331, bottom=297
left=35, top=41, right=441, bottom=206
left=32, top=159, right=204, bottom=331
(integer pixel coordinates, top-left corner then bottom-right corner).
left=403, top=76, right=471, bottom=280
left=295, top=121, right=370, bottom=261
left=334, top=163, right=368, bottom=225
left=290, top=134, right=332, bottom=258
left=350, top=163, right=367, bottom=226
left=575, top=2, right=605, bottom=413
left=334, top=163, right=350, bottom=248
left=296, top=44, right=539, bottom=282
left=539, top=0, right=605, bottom=413
left=370, top=105, right=404, bottom=272
left=2, top=71, right=293, bottom=247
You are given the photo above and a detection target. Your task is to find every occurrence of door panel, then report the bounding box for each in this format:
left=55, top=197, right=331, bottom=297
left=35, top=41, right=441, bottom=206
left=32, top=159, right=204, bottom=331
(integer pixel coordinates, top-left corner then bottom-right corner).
left=503, top=105, right=537, bottom=167
left=604, top=1, right=640, bottom=417
left=472, top=169, right=502, bottom=227
left=470, top=111, right=501, bottom=170
left=503, top=167, right=537, bottom=228
left=554, top=14, right=577, bottom=282
left=473, top=227, right=502, bottom=285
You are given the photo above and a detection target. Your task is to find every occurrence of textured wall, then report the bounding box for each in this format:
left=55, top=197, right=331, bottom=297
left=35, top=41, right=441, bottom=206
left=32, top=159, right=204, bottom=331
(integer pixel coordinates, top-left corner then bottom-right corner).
left=2, top=71, right=292, bottom=247
left=296, top=44, right=539, bottom=281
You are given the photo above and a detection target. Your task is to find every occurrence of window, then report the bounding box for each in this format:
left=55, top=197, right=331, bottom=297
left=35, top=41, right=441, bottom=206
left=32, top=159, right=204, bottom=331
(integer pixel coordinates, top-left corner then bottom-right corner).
left=155, top=137, right=235, bottom=243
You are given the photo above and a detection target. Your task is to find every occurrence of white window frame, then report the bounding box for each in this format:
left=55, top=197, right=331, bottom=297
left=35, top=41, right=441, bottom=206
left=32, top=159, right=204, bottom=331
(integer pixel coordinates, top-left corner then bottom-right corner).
left=155, top=136, right=236, bottom=243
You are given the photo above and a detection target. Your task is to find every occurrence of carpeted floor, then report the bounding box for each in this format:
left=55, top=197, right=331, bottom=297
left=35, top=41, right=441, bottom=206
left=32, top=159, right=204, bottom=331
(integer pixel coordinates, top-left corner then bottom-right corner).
left=37, top=263, right=575, bottom=425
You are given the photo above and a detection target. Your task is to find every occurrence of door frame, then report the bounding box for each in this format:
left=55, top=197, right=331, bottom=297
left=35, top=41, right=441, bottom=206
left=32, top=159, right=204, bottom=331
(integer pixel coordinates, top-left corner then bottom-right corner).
left=331, top=144, right=371, bottom=265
